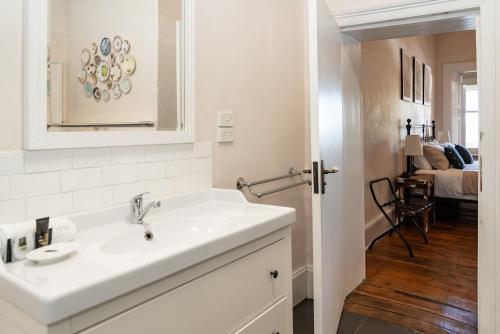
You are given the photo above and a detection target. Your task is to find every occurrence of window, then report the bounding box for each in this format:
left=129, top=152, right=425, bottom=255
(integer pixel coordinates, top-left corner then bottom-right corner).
left=463, top=85, right=479, bottom=149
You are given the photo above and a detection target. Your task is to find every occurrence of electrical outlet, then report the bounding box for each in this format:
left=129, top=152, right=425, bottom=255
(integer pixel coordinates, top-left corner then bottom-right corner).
left=217, top=111, right=234, bottom=127
left=217, top=128, right=234, bottom=143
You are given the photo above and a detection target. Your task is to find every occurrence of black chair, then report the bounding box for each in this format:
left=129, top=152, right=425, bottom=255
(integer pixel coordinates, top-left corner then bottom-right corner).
left=368, top=177, right=430, bottom=257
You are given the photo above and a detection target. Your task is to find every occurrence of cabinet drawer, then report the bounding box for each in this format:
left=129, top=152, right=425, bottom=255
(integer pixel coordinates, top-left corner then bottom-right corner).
left=234, top=298, right=287, bottom=334
left=81, top=239, right=286, bottom=334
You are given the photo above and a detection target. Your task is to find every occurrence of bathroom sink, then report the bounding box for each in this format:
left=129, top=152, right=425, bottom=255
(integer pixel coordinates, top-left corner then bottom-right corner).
left=99, top=216, right=235, bottom=255
left=0, top=189, right=295, bottom=325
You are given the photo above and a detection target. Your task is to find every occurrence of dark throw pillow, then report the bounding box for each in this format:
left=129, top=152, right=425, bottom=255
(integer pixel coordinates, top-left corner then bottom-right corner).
left=455, top=144, right=474, bottom=164
left=445, top=145, right=465, bottom=169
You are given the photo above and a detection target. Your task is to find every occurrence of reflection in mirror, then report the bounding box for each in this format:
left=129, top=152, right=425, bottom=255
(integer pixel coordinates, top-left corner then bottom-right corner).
left=47, top=0, right=184, bottom=132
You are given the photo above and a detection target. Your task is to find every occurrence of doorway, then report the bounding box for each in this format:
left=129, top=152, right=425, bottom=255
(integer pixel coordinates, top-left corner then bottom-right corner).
left=299, top=0, right=495, bottom=332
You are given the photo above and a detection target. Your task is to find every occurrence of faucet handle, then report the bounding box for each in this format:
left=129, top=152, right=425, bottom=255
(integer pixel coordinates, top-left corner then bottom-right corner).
left=131, top=192, right=150, bottom=205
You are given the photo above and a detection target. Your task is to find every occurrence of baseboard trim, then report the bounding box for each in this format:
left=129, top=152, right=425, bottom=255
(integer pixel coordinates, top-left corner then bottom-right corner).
left=365, top=211, right=392, bottom=249
left=292, top=265, right=314, bottom=307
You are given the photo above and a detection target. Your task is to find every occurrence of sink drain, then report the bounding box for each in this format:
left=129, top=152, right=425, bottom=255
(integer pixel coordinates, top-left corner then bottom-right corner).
left=144, top=231, right=154, bottom=241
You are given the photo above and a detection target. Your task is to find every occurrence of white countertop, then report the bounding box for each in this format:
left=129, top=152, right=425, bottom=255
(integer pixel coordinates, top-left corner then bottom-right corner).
left=0, top=189, right=295, bottom=325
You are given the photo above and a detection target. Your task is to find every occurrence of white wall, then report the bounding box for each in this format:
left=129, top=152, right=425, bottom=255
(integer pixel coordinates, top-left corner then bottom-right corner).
left=63, top=0, right=158, bottom=124
left=195, top=0, right=311, bottom=272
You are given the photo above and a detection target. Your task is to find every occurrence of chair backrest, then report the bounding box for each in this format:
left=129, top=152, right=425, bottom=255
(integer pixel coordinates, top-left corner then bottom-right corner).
left=369, top=177, right=399, bottom=210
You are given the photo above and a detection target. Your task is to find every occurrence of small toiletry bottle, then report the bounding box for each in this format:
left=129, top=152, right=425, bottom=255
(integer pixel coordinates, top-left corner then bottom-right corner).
left=35, top=217, right=50, bottom=248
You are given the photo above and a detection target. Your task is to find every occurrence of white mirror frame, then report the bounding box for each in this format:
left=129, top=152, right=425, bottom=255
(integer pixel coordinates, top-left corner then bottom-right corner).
left=23, top=0, right=195, bottom=150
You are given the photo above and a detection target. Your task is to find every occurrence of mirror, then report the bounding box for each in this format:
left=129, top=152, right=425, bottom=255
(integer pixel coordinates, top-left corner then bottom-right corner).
left=24, top=0, right=194, bottom=149
left=47, top=0, right=184, bottom=132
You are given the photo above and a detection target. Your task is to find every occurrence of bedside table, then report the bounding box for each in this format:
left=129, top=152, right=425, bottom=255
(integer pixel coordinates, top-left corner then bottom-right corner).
left=395, top=176, right=435, bottom=232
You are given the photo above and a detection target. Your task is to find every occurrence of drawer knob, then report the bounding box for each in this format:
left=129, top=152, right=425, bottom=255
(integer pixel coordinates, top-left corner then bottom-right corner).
left=270, top=270, right=279, bottom=279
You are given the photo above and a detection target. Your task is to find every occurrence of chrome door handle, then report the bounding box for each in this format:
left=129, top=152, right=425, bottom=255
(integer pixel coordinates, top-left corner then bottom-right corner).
left=323, top=166, right=340, bottom=175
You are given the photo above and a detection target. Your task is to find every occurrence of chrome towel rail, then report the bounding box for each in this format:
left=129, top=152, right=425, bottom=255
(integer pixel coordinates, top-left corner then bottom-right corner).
left=237, top=167, right=311, bottom=198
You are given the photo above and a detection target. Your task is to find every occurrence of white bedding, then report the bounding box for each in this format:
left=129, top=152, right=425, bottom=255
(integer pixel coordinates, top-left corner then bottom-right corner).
left=415, top=161, right=479, bottom=201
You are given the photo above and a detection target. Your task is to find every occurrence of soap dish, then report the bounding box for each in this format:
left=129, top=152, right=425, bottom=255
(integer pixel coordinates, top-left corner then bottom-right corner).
left=27, top=242, right=79, bottom=264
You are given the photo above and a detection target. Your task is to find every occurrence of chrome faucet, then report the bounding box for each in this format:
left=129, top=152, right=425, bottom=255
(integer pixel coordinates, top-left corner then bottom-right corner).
left=130, top=193, right=161, bottom=224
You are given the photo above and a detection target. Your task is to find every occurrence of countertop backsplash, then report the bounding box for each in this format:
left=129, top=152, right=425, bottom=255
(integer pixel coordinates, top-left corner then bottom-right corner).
left=0, top=143, right=213, bottom=224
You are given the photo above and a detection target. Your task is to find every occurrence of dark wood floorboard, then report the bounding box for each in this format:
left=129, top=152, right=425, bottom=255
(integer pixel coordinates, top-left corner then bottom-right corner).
left=345, top=201, right=478, bottom=334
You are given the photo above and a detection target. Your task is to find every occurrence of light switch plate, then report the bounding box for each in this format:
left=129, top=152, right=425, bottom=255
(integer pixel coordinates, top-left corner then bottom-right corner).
left=217, top=111, right=234, bottom=127
left=217, top=128, right=234, bottom=143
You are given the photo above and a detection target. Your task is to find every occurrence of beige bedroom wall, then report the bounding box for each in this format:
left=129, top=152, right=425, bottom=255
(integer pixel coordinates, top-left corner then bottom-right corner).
left=195, top=0, right=310, bottom=271
left=434, top=30, right=477, bottom=130
left=362, top=35, right=435, bottom=226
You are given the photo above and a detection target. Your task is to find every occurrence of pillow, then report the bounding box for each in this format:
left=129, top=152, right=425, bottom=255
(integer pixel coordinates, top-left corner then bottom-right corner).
left=423, top=145, right=450, bottom=170
left=444, top=145, right=465, bottom=169
left=455, top=145, right=474, bottom=164
left=424, top=142, right=445, bottom=153
left=413, top=155, right=433, bottom=170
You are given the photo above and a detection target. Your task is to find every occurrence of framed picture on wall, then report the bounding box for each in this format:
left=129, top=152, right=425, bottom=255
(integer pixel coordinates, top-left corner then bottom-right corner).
left=400, top=49, right=412, bottom=102
left=413, top=57, right=423, bottom=104
left=423, top=64, right=432, bottom=106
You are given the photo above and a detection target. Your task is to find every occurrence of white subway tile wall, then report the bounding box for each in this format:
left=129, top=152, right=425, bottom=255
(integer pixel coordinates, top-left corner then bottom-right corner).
left=0, top=143, right=213, bottom=225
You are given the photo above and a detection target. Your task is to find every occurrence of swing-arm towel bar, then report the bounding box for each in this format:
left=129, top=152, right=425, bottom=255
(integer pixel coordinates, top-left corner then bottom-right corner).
left=236, top=167, right=311, bottom=198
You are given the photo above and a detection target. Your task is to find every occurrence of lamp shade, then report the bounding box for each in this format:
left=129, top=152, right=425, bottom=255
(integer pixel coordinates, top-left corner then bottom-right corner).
left=437, top=131, right=451, bottom=143
left=404, top=135, right=423, bottom=156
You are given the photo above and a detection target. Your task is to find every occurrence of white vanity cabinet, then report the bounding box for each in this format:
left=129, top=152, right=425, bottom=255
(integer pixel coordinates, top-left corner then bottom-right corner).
left=0, top=228, right=293, bottom=334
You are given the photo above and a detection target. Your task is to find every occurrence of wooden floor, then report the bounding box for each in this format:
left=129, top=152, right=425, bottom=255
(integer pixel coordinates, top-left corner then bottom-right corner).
left=345, top=201, right=478, bottom=334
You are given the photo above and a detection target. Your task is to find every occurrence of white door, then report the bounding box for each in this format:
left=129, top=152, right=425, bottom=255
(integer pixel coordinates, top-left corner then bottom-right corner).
left=308, top=0, right=345, bottom=333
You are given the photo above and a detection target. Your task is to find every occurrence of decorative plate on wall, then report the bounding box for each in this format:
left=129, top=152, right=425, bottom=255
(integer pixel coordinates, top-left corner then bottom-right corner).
left=121, top=40, right=130, bottom=53
left=90, top=43, right=98, bottom=54
left=78, top=70, right=87, bottom=85
left=122, top=55, right=136, bottom=76
left=113, top=36, right=122, bottom=52
left=97, top=61, right=110, bottom=82
left=86, top=63, right=96, bottom=75
left=84, top=82, right=94, bottom=98
left=93, top=87, right=101, bottom=100
left=120, top=78, right=132, bottom=94
left=87, top=74, right=97, bottom=86
left=78, top=36, right=135, bottom=102
left=102, top=89, right=110, bottom=102
left=111, top=83, right=122, bottom=99
left=81, top=49, right=91, bottom=65
left=110, top=63, right=122, bottom=82
left=100, top=38, right=112, bottom=56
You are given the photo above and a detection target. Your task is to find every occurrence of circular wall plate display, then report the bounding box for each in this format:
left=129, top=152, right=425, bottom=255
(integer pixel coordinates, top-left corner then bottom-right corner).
left=77, top=69, right=87, bottom=85
left=86, top=63, right=96, bottom=75
left=120, top=78, right=132, bottom=94
left=97, top=61, right=110, bottom=82
left=110, top=63, right=122, bottom=82
left=111, top=83, right=122, bottom=99
left=100, top=37, right=112, bottom=56
left=113, top=36, right=123, bottom=52
left=121, top=40, right=130, bottom=53
left=81, top=49, right=91, bottom=65
left=122, top=55, right=136, bottom=76
left=106, top=79, right=113, bottom=90
left=94, top=55, right=101, bottom=66
left=102, top=89, right=110, bottom=102
left=87, top=74, right=97, bottom=85
left=84, top=82, right=93, bottom=98
left=90, top=43, right=98, bottom=54
left=93, top=87, right=101, bottom=100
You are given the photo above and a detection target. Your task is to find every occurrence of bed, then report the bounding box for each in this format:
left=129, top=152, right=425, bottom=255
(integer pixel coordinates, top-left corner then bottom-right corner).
left=415, top=161, right=479, bottom=201
left=406, top=119, right=479, bottom=202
